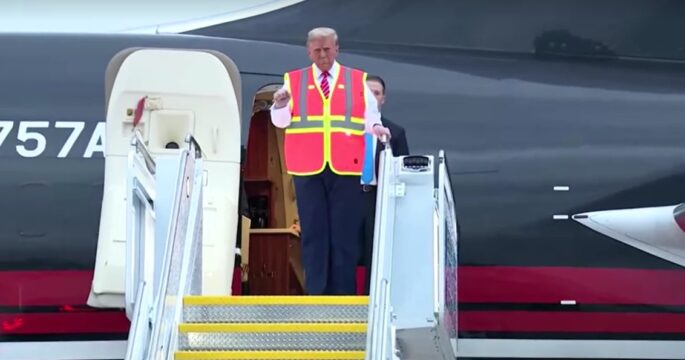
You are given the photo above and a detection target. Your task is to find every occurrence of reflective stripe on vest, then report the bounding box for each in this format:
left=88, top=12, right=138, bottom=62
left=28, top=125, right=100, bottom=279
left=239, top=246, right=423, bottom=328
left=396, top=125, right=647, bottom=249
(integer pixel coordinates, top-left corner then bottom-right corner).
left=288, top=67, right=364, bottom=133
left=283, top=65, right=368, bottom=176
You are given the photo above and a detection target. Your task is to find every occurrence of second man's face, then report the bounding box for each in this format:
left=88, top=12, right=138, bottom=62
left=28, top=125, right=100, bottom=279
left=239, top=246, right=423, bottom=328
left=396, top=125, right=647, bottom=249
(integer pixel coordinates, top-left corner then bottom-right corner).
left=366, top=80, right=385, bottom=111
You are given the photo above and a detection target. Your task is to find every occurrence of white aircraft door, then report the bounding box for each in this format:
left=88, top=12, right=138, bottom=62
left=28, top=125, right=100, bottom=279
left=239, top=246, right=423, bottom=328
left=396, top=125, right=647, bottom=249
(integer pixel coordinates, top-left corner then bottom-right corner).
left=88, top=47, right=242, bottom=308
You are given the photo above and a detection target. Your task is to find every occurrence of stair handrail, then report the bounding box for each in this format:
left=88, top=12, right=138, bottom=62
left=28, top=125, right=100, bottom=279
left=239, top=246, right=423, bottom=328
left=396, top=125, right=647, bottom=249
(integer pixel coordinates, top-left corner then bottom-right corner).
left=366, top=136, right=399, bottom=360
left=125, top=130, right=156, bottom=320
left=124, top=130, right=159, bottom=360
left=161, top=135, right=205, bottom=357
left=143, top=135, right=203, bottom=360
left=133, top=129, right=157, bottom=175
left=125, top=129, right=193, bottom=360
left=437, top=150, right=459, bottom=350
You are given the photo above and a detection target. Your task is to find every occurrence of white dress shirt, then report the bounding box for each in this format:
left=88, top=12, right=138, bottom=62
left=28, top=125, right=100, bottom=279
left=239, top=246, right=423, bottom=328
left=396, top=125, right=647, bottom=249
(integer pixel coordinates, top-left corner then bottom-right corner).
left=270, top=61, right=381, bottom=132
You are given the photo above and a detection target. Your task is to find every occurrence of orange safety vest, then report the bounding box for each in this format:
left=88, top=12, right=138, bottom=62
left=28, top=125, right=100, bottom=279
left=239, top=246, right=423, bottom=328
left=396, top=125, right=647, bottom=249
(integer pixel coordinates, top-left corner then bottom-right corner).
left=283, top=64, right=368, bottom=176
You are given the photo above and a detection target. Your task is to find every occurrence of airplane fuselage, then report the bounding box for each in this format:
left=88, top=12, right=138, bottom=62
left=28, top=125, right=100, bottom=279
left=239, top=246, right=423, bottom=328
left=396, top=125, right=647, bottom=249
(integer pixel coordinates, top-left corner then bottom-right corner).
left=1, top=32, right=685, bottom=359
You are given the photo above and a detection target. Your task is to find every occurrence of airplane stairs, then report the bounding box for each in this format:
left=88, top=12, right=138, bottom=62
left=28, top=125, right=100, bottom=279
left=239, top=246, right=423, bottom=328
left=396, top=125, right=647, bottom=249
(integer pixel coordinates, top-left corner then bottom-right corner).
left=175, top=296, right=368, bottom=359
left=122, top=131, right=458, bottom=360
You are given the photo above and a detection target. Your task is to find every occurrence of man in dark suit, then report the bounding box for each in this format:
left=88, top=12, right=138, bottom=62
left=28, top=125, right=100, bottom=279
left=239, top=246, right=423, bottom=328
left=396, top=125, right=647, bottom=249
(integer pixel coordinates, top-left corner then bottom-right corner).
left=360, top=74, right=410, bottom=294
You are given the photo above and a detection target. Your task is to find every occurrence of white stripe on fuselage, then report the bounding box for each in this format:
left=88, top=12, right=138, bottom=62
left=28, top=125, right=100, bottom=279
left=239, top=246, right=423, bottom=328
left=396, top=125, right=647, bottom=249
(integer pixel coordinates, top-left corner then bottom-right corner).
left=458, top=339, right=685, bottom=359
left=0, top=340, right=126, bottom=360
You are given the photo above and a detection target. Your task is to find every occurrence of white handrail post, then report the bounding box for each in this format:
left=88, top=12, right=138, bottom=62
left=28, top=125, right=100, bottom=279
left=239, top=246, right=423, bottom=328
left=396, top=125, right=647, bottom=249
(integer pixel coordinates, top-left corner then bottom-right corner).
left=124, top=131, right=159, bottom=360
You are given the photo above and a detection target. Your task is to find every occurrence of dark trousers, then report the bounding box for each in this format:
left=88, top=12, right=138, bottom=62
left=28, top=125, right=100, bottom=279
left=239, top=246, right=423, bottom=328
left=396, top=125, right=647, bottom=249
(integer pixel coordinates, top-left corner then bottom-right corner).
left=360, top=186, right=377, bottom=295
left=293, top=166, right=364, bottom=295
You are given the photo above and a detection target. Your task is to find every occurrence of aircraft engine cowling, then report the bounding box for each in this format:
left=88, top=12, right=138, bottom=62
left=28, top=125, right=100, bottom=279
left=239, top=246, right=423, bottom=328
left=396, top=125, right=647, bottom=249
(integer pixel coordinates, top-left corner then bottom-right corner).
left=573, top=204, right=685, bottom=268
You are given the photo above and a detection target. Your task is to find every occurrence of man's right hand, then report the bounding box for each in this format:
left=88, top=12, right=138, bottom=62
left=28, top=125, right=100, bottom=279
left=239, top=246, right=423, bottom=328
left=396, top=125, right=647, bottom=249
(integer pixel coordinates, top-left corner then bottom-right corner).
left=273, top=88, right=291, bottom=109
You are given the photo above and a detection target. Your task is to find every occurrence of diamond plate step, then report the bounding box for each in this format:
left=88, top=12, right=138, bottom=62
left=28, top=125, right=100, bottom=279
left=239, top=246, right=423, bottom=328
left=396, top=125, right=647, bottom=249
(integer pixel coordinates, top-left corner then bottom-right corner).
left=178, top=323, right=367, bottom=352
left=183, top=296, right=368, bottom=323
left=174, top=350, right=366, bottom=359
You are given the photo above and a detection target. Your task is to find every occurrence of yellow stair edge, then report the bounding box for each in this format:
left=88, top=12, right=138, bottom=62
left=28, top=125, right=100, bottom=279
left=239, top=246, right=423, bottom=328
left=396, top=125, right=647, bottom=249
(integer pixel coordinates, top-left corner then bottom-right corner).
left=174, top=350, right=365, bottom=360
left=183, top=296, right=369, bottom=306
left=179, top=323, right=367, bottom=333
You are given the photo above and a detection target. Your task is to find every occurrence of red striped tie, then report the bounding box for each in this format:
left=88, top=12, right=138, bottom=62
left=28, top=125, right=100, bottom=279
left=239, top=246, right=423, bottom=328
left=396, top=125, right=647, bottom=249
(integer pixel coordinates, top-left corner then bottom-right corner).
left=321, top=71, right=330, bottom=98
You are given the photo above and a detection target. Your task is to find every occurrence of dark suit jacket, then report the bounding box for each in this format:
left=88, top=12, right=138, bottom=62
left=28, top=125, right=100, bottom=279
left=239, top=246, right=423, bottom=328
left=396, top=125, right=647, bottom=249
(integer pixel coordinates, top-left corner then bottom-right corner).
left=376, top=117, right=409, bottom=166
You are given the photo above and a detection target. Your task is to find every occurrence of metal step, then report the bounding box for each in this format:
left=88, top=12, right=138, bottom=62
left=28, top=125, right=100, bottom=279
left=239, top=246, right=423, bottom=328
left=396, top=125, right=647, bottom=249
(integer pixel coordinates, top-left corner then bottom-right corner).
left=178, top=323, right=367, bottom=351
left=176, top=296, right=369, bottom=359
left=173, top=350, right=366, bottom=359
left=183, top=296, right=369, bottom=323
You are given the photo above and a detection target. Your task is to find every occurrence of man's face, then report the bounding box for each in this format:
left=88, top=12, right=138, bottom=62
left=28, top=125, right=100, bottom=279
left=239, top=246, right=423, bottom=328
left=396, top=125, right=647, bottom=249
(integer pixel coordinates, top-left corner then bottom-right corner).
left=307, top=36, right=338, bottom=72
left=366, top=80, right=385, bottom=111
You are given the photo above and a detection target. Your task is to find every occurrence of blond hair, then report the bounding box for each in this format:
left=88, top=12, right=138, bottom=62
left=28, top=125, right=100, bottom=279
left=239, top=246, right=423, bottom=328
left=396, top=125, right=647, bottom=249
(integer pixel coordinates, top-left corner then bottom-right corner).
left=307, top=27, right=338, bottom=44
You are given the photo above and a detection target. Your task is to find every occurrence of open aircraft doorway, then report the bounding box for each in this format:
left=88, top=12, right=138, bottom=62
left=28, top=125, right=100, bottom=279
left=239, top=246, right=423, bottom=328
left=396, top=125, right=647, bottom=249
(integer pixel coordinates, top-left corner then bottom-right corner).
left=235, top=83, right=307, bottom=296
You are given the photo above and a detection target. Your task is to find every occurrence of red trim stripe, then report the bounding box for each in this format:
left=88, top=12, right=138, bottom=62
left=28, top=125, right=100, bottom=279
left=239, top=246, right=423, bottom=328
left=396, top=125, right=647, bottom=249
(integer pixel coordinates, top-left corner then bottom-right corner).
left=4, top=267, right=685, bottom=308
left=459, top=311, right=685, bottom=333
left=0, top=312, right=129, bottom=335
left=459, top=266, right=685, bottom=305
left=0, top=270, right=95, bottom=307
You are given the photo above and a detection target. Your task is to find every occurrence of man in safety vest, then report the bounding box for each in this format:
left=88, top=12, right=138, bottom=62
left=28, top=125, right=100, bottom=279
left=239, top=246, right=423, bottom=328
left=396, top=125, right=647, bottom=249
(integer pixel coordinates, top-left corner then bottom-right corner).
left=270, top=27, right=391, bottom=295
